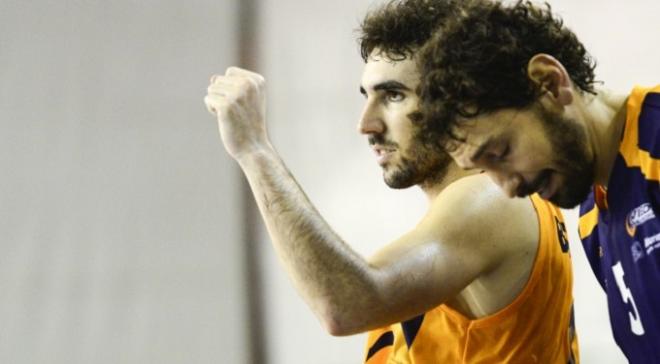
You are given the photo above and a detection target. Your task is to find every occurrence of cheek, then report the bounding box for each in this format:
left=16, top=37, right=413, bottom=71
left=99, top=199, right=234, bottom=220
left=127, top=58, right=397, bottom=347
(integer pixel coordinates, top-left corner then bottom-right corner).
left=503, top=150, right=545, bottom=177
left=514, top=137, right=555, bottom=168
left=390, top=117, right=415, bottom=140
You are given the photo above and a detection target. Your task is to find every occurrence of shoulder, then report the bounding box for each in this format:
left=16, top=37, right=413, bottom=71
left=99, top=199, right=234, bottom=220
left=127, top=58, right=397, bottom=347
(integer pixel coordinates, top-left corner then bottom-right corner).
left=620, top=86, right=660, bottom=185
left=420, top=174, right=539, bottom=256
left=427, top=174, right=537, bottom=232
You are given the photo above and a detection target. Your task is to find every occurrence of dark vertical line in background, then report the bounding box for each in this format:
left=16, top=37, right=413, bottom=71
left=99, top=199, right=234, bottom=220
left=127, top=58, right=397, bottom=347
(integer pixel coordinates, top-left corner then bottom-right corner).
left=237, top=0, right=267, bottom=363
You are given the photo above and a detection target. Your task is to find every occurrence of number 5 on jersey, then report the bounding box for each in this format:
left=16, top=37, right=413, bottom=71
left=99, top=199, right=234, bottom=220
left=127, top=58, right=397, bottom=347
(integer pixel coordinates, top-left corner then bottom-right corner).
left=612, top=261, right=645, bottom=336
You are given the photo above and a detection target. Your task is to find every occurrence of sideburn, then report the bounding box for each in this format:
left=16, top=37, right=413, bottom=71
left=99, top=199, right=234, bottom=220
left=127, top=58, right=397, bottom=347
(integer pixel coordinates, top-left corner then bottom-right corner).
left=407, top=109, right=454, bottom=187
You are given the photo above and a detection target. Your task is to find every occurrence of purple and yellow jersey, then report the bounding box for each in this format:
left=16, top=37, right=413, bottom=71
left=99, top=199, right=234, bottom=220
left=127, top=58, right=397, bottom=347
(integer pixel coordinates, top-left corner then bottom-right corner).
left=579, top=86, right=660, bottom=362
left=365, top=195, right=579, bottom=364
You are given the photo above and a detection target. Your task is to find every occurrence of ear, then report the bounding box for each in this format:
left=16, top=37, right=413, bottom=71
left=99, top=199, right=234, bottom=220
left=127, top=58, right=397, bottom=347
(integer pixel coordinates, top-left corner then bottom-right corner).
left=527, top=54, right=574, bottom=106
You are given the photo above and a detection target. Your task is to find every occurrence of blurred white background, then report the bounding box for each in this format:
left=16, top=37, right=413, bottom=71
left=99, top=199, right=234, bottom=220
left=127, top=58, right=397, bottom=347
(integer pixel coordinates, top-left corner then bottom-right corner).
left=1, top=0, right=659, bottom=363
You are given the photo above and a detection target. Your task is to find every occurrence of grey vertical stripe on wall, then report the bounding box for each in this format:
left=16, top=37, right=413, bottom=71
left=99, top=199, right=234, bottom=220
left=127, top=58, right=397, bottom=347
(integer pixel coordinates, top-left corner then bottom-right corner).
left=236, top=0, right=268, bottom=363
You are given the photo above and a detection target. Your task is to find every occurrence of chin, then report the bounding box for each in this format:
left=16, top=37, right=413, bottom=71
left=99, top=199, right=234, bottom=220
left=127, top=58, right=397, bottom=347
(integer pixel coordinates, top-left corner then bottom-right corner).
left=382, top=167, right=418, bottom=190
left=383, top=175, right=416, bottom=189
left=550, top=195, right=582, bottom=209
left=550, top=182, right=593, bottom=208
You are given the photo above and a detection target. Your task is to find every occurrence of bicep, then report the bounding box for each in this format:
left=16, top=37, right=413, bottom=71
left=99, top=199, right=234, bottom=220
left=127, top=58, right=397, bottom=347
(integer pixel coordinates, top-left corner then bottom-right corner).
left=365, top=224, right=491, bottom=321
left=363, top=186, right=536, bottom=324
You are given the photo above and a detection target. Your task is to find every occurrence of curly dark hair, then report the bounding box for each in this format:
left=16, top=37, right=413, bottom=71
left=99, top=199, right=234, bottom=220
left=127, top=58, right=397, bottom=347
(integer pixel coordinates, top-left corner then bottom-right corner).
left=418, top=0, right=598, bottom=141
left=358, top=0, right=474, bottom=62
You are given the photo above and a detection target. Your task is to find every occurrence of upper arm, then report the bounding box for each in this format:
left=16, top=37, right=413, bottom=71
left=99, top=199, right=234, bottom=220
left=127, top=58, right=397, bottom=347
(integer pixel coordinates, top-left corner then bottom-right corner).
left=363, top=175, right=538, bottom=328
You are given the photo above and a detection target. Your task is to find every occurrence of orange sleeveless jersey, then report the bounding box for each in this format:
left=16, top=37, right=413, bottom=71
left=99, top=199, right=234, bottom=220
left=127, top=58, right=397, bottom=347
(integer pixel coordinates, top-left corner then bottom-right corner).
left=364, top=195, right=579, bottom=364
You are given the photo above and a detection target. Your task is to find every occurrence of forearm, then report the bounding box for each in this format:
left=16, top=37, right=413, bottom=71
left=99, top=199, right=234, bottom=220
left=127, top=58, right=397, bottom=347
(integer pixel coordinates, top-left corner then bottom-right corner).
left=206, top=68, right=393, bottom=334
left=236, top=147, right=379, bottom=334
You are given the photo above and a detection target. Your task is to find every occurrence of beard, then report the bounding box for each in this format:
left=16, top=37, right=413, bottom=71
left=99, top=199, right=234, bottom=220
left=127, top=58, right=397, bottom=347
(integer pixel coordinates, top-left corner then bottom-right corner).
left=537, top=107, right=595, bottom=208
left=382, top=147, right=451, bottom=189
left=371, top=114, right=453, bottom=189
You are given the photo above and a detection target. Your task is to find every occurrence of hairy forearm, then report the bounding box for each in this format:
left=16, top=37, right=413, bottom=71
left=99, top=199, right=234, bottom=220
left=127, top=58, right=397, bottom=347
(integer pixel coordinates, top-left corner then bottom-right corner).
left=236, top=147, right=380, bottom=334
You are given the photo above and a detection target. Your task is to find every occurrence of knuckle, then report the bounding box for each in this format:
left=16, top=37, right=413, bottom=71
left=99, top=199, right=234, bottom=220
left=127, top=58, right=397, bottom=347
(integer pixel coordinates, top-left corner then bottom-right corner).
left=237, top=79, right=254, bottom=94
left=226, top=66, right=240, bottom=76
left=246, top=76, right=263, bottom=92
left=226, top=93, right=240, bottom=106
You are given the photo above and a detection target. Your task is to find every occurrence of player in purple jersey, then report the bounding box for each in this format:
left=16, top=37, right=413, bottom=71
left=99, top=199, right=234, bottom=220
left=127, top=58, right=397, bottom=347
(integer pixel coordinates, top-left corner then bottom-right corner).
left=415, top=1, right=660, bottom=362
left=577, top=88, right=660, bottom=362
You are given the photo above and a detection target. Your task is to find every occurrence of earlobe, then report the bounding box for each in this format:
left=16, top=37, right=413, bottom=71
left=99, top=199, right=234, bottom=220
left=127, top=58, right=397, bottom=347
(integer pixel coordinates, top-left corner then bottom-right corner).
left=556, top=87, right=573, bottom=105
left=527, top=54, right=573, bottom=106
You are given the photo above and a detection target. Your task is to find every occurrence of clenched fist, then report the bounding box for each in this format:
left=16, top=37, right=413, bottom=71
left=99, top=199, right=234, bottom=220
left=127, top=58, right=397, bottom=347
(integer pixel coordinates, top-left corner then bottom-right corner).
left=205, top=67, right=272, bottom=159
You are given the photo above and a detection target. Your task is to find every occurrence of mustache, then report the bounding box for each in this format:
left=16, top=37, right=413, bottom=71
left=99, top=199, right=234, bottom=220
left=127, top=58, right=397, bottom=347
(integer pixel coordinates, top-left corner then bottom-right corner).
left=368, top=135, right=399, bottom=148
left=517, top=169, right=552, bottom=197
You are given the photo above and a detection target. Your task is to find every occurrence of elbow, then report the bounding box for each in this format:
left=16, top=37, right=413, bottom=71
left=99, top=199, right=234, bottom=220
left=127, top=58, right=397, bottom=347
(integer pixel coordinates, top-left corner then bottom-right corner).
left=317, top=304, right=369, bottom=336
left=314, top=273, right=385, bottom=336
left=319, top=312, right=354, bottom=337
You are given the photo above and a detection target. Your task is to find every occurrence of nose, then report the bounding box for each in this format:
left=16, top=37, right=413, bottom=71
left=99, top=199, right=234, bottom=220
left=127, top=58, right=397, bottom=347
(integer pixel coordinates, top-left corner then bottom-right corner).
left=452, top=153, right=474, bottom=170
left=357, top=101, right=385, bottom=135
left=487, top=171, right=525, bottom=198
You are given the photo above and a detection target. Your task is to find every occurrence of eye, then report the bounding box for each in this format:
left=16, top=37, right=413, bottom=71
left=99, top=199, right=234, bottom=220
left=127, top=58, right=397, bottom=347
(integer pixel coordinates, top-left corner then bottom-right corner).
left=485, top=144, right=510, bottom=163
left=500, top=144, right=510, bottom=160
left=385, top=91, right=405, bottom=103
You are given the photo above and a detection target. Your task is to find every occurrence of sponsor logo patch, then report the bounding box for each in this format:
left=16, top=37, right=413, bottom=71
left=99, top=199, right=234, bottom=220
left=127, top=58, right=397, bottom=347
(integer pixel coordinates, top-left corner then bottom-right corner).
left=631, top=241, right=644, bottom=262
left=625, top=203, right=656, bottom=237
left=644, top=232, right=660, bottom=255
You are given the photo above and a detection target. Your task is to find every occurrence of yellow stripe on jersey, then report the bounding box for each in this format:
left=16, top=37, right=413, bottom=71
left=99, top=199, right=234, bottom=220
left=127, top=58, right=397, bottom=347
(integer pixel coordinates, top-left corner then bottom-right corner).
left=579, top=205, right=600, bottom=240
left=620, top=85, right=660, bottom=182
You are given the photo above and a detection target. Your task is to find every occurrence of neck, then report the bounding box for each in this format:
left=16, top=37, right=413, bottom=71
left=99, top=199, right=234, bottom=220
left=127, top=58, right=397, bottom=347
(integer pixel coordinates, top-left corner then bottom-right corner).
left=420, top=163, right=477, bottom=200
left=577, top=88, right=628, bottom=186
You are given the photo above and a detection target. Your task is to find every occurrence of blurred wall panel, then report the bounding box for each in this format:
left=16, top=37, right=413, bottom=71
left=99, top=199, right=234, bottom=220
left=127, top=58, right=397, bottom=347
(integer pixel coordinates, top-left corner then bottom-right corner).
left=0, top=1, right=249, bottom=363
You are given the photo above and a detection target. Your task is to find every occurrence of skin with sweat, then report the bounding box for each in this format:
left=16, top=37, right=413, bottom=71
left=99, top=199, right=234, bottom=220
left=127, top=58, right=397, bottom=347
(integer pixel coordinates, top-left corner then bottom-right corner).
left=204, top=53, right=540, bottom=335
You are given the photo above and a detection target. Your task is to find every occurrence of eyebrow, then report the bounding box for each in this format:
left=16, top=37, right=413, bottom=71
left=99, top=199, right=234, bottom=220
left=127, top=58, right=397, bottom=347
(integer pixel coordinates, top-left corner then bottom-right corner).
left=360, top=80, right=411, bottom=95
left=469, top=137, right=494, bottom=163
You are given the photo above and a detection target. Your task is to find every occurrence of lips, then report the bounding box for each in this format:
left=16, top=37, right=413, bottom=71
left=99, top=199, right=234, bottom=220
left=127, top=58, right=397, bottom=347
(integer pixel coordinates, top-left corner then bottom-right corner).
left=531, top=170, right=556, bottom=200
left=537, top=175, right=553, bottom=199
left=371, top=145, right=396, bottom=165
left=516, top=170, right=551, bottom=198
